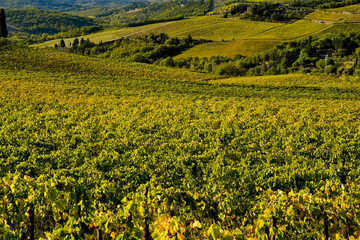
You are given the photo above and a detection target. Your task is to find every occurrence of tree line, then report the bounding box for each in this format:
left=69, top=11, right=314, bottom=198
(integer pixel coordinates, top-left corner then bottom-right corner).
left=54, top=33, right=203, bottom=62
left=55, top=32, right=360, bottom=77
left=224, top=2, right=313, bottom=22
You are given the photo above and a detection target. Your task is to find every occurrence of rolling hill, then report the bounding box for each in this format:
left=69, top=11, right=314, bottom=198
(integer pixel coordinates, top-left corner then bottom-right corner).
left=4, top=0, right=360, bottom=238
left=32, top=15, right=357, bottom=58
left=0, top=0, right=140, bottom=11
left=32, top=16, right=283, bottom=50
left=2, top=46, right=360, bottom=239
left=6, top=8, right=97, bottom=35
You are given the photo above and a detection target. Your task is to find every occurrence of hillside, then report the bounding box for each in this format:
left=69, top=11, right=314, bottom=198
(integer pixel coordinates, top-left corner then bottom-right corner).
left=6, top=8, right=97, bottom=35
left=0, top=0, right=139, bottom=11
left=30, top=3, right=360, bottom=58
left=31, top=16, right=349, bottom=58
left=4, top=0, right=360, bottom=238
left=107, top=0, right=214, bottom=25
left=2, top=48, right=360, bottom=239
left=32, top=16, right=283, bottom=52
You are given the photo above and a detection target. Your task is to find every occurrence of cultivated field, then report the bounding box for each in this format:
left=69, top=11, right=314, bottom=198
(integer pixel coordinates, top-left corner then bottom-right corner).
left=169, top=18, right=283, bottom=41
left=32, top=16, right=357, bottom=60
left=175, top=39, right=283, bottom=58
left=318, top=22, right=360, bottom=34
left=248, top=19, right=330, bottom=40
left=328, top=3, right=360, bottom=12
left=32, top=23, right=170, bottom=48
left=344, top=13, right=360, bottom=22
left=2, top=48, right=360, bottom=239
left=306, top=10, right=348, bottom=22
left=34, top=16, right=283, bottom=48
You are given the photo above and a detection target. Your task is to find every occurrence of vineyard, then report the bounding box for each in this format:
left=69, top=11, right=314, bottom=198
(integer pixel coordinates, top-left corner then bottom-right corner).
left=248, top=20, right=330, bottom=40
left=2, top=48, right=360, bottom=239
left=168, top=19, right=283, bottom=41
left=33, top=16, right=223, bottom=48
left=174, top=40, right=282, bottom=58
left=305, top=10, right=349, bottom=22
left=328, top=3, right=360, bottom=12
left=33, top=23, right=169, bottom=48
left=123, top=16, right=223, bottom=38
left=34, top=16, right=283, bottom=48
left=344, top=13, right=360, bottom=22
left=32, top=16, right=360, bottom=60
left=318, top=22, right=360, bottom=35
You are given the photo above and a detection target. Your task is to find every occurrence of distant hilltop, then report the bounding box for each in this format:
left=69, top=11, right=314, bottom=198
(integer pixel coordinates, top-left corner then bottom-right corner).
left=0, top=0, right=145, bottom=11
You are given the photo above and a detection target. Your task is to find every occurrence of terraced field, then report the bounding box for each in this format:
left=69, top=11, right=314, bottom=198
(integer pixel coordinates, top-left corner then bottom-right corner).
left=175, top=40, right=283, bottom=58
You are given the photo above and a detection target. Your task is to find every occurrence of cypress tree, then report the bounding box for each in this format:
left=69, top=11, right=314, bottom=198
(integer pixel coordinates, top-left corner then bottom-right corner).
left=60, top=39, right=65, bottom=48
left=0, top=8, right=8, bottom=38
left=73, top=37, right=79, bottom=48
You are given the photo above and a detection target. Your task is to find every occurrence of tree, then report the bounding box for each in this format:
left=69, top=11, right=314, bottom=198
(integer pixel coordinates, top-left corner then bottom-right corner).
left=184, top=34, right=193, bottom=44
left=73, top=38, right=79, bottom=48
left=60, top=39, right=65, bottom=48
left=0, top=9, right=8, bottom=38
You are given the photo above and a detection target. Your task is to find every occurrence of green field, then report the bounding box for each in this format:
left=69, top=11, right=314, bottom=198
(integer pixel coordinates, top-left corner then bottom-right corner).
left=175, top=39, right=283, bottom=58
left=2, top=48, right=360, bottom=239
left=306, top=10, right=348, bottom=22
